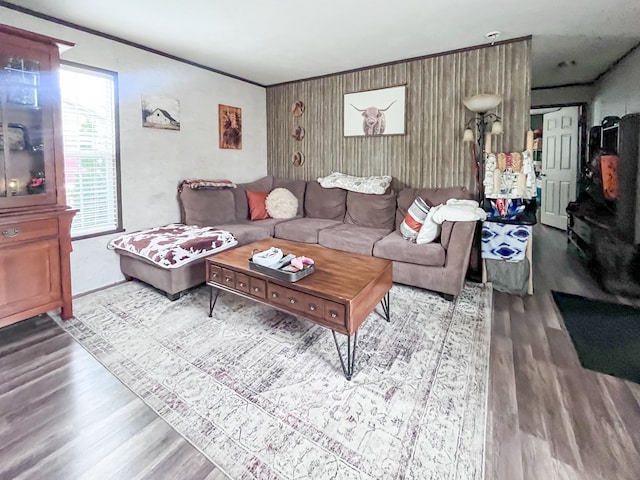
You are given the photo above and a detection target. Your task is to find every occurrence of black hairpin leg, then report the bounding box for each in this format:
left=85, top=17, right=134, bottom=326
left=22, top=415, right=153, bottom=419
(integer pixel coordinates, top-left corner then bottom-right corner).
left=332, top=331, right=357, bottom=381
left=208, top=286, right=219, bottom=317
left=380, top=292, right=391, bottom=322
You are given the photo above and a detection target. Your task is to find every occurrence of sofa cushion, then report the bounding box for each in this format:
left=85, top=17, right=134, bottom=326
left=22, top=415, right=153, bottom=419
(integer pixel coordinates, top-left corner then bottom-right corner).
left=274, top=218, right=343, bottom=244
left=180, top=188, right=236, bottom=226
left=396, top=187, right=471, bottom=229
left=239, top=217, right=298, bottom=236
left=344, top=189, right=396, bottom=230
left=318, top=224, right=391, bottom=256
left=233, top=175, right=274, bottom=220
left=373, top=230, right=445, bottom=266
left=214, top=223, right=271, bottom=245
left=273, top=178, right=306, bottom=216
left=303, top=181, right=347, bottom=220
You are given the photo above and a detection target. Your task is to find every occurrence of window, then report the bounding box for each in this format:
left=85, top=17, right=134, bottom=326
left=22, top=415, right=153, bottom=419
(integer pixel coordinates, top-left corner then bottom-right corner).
left=60, top=63, right=121, bottom=239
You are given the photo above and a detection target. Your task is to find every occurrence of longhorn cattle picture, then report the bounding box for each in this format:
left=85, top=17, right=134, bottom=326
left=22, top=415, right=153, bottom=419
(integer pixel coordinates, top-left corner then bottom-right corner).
left=343, top=85, right=406, bottom=137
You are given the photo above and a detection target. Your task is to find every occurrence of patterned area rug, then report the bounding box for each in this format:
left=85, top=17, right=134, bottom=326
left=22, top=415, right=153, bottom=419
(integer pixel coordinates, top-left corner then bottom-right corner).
left=54, top=281, right=492, bottom=479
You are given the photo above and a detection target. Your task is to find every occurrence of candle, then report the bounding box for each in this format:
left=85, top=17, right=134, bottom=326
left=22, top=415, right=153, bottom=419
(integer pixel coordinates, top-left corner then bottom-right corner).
left=526, top=130, right=534, bottom=154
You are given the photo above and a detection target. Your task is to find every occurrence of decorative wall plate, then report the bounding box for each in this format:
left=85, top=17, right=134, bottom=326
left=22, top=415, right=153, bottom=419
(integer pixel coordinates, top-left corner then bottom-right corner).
left=292, top=126, right=305, bottom=141
left=291, top=101, right=305, bottom=117
left=291, top=151, right=305, bottom=166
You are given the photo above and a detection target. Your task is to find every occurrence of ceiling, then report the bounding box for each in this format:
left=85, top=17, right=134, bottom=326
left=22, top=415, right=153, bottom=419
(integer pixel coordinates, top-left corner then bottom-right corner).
left=3, top=0, right=640, bottom=88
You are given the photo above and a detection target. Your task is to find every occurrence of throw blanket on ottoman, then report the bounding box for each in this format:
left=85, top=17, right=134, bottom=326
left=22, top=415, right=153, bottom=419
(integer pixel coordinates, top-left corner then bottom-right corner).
left=108, top=224, right=237, bottom=269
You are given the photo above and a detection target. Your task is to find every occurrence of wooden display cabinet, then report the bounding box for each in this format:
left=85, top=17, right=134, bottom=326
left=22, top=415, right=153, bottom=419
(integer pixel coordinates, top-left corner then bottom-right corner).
left=0, top=25, right=76, bottom=328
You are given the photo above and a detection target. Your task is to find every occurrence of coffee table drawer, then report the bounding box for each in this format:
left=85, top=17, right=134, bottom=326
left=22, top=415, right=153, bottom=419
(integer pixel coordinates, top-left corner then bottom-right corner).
left=324, top=300, right=346, bottom=328
left=235, top=273, right=250, bottom=294
left=208, top=265, right=222, bottom=284
left=302, top=294, right=325, bottom=320
left=249, top=277, right=266, bottom=299
left=267, top=283, right=305, bottom=313
left=222, top=268, right=235, bottom=288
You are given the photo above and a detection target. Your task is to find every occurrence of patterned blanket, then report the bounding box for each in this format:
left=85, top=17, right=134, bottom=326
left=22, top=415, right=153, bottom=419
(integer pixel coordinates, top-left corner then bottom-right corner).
left=177, top=179, right=236, bottom=193
left=108, top=224, right=237, bottom=269
left=481, top=221, right=531, bottom=262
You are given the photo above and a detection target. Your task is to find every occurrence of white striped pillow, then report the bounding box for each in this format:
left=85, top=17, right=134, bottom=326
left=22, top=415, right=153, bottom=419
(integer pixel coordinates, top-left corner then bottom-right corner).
left=400, top=197, right=430, bottom=241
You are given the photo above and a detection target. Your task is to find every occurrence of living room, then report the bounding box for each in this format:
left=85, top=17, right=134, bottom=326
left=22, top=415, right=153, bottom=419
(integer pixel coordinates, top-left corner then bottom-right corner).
left=1, top=1, right=640, bottom=479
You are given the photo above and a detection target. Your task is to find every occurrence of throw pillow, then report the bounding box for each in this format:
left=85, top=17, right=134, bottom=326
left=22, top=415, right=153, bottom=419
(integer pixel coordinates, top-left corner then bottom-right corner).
left=265, top=188, right=298, bottom=219
left=415, top=206, right=441, bottom=244
left=400, top=196, right=430, bottom=241
left=246, top=190, right=270, bottom=220
left=317, top=171, right=392, bottom=195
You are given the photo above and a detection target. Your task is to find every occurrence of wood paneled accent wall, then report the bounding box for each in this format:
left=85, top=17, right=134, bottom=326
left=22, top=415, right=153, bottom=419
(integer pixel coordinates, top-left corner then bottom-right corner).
left=266, top=39, right=531, bottom=191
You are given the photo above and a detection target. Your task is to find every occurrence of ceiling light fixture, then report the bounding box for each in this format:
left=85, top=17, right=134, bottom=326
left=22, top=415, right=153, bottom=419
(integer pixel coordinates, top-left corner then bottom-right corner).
left=485, top=31, right=501, bottom=45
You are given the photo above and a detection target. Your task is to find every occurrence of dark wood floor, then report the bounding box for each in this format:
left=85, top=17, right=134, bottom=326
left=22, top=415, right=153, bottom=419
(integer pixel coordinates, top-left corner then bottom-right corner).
left=0, top=316, right=230, bottom=480
left=1, top=225, right=639, bottom=479
left=486, top=225, right=640, bottom=480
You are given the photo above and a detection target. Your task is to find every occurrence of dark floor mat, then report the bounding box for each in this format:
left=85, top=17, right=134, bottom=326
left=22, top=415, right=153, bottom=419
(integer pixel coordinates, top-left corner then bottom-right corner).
left=552, top=291, right=640, bottom=384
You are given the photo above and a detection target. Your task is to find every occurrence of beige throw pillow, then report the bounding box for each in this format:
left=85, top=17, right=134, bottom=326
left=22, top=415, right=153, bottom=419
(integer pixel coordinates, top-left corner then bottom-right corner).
left=265, top=188, right=298, bottom=219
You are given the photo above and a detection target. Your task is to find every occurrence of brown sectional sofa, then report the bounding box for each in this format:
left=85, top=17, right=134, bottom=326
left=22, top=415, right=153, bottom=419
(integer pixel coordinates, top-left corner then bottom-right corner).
left=117, top=175, right=476, bottom=301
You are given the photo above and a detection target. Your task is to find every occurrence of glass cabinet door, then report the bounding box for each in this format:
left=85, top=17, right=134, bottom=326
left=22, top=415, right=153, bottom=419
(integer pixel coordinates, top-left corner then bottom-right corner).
left=0, top=46, right=55, bottom=206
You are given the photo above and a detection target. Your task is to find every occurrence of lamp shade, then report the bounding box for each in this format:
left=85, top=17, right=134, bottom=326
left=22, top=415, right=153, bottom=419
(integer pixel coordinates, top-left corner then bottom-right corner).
left=463, top=128, right=474, bottom=142
left=462, top=93, right=503, bottom=113
left=491, top=120, right=503, bottom=135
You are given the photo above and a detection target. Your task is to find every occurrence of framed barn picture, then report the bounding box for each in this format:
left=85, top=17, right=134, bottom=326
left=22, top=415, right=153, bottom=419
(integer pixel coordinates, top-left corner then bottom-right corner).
left=219, top=104, right=242, bottom=149
left=141, top=95, right=181, bottom=130
left=344, top=85, right=406, bottom=137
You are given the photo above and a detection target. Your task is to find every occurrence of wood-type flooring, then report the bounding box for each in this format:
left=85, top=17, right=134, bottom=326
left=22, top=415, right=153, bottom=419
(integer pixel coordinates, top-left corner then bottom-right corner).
left=1, top=225, right=638, bottom=479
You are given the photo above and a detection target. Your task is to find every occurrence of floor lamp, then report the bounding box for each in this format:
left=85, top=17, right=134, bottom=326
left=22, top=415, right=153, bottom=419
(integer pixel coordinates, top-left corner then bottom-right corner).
left=462, top=93, right=503, bottom=281
left=462, top=93, right=504, bottom=200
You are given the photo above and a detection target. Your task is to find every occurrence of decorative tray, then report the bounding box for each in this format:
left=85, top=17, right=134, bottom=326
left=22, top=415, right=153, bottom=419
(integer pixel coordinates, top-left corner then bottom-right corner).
left=248, top=259, right=315, bottom=282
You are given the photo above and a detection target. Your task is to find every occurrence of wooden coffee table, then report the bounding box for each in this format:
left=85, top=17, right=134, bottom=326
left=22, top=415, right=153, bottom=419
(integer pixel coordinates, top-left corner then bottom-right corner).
left=205, top=238, right=392, bottom=380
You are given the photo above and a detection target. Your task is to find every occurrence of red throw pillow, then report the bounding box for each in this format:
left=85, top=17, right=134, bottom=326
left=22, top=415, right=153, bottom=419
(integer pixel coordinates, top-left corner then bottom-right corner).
left=246, top=190, right=270, bottom=220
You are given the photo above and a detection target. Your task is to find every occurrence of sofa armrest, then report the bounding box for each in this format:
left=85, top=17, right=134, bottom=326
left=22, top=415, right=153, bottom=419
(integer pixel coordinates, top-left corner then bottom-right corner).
left=441, top=220, right=476, bottom=294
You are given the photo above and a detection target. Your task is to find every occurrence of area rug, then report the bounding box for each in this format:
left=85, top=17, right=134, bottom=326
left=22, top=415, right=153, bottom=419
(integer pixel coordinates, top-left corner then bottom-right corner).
left=552, top=291, right=640, bottom=384
left=54, top=281, right=492, bottom=479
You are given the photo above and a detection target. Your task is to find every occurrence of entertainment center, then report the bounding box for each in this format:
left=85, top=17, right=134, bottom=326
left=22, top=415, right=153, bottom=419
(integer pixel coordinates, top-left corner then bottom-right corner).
left=566, top=113, right=640, bottom=296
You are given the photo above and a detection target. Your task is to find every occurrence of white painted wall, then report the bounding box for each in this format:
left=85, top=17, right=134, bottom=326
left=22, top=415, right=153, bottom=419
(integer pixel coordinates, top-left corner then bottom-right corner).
left=1, top=8, right=268, bottom=295
left=591, top=46, right=640, bottom=123
left=531, top=85, right=594, bottom=108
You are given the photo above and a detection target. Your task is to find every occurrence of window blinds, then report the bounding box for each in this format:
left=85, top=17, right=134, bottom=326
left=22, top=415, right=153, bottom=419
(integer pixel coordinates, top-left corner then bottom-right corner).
left=60, top=65, right=119, bottom=238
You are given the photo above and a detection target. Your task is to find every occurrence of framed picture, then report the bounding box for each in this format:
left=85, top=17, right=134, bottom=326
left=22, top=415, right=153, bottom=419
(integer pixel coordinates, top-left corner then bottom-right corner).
left=141, top=95, right=181, bottom=130
left=344, top=85, right=406, bottom=137
left=219, top=104, right=242, bottom=150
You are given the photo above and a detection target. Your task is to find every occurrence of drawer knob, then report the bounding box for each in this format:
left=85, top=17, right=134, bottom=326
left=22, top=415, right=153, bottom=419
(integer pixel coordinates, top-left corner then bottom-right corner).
left=212, top=273, right=218, bottom=278
left=289, top=298, right=296, bottom=304
left=2, top=228, right=20, bottom=238
left=271, top=292, right=278, bottom=298
left=226, top=278, right=232, bottom=282
left=254, top=287, right=260, bottom=292
left=330, top=312, right=337, bottom=318
left=238, top=282, right=245, bottom=287
left=309, top=304, right=316, bottom=311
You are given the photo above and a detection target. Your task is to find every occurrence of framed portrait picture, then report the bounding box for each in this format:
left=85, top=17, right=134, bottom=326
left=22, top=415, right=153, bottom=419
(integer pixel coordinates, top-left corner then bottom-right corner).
left=344, top=85, right=406, bottom=137
left=219, top=104, right=242, bottom=150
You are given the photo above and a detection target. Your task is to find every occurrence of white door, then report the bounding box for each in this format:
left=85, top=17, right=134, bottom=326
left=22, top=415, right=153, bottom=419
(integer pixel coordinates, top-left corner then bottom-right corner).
left=540, top=106, right=580, bottom=229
